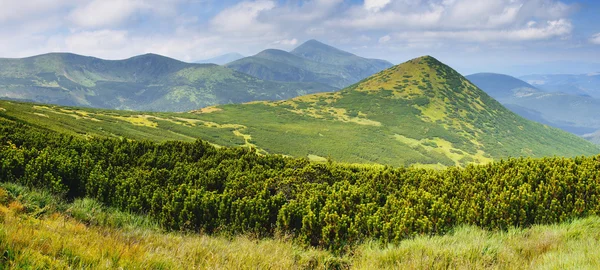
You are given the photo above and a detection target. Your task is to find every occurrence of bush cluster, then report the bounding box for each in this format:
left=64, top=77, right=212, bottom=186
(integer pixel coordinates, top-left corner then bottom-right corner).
left=1, top=119, right=599, bottom=252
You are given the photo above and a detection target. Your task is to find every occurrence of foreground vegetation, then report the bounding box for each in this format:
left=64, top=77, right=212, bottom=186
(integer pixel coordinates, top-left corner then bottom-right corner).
left=1, top=115, right=600, bottom=255
left=2, top=183, right=599, bottom=269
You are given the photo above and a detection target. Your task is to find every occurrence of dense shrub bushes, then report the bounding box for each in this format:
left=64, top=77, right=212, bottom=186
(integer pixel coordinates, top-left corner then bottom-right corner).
left=1, top=119, right=599, bottom=252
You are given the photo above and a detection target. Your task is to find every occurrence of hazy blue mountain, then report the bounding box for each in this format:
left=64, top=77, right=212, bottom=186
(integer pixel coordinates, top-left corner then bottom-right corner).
left=0, top=53, right=335, bottom=112
left=520, top=73, right=600, bottom=98
left=466, top=73, right=539, bottom=100
left=226, top=40, right=393, bottom=89
left=467, top=73, right=600, bottom=137
left=196, top=53, right=245, bottom=65
left=290, top=39, right=393, bottom=74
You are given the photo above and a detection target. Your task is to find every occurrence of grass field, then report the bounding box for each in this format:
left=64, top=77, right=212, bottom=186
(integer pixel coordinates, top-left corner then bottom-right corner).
left=2, top=183, right=600, bottom=269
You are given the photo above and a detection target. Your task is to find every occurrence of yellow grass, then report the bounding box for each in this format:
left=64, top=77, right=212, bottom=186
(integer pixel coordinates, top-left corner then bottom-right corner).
left=2, top=186, right=600, bottom=269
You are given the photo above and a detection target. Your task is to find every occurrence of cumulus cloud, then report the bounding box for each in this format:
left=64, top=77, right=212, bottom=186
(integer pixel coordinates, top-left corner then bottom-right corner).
left=274, top=38, right=299, bottom=46
left=591, top=33, right=600, bottom=45
left=364, top=0, right=391, bottom=12
left=379, top=35, right=391, bottom=44
left=328, top=0, right=575, bottom=31
left=0, top=0, right=75, bottom=22
left=210, top=0, right=276, bottom=34
left=68, top=0, right=179, bottom=28
left=387, top=19, right=572, bottom=43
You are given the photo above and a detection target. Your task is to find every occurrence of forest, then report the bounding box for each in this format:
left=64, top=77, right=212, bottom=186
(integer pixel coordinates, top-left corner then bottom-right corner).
left=1, top=116, right=599, bottom=253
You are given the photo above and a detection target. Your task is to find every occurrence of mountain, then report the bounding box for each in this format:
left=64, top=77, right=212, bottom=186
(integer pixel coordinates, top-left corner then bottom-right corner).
left=465, top=73, right=540, bottom=100
left=196, top=53, right=244, bottom=65
left=467, top=73, right=600, bottom=136
left=0, top=53, right=335, bottom=112
left=226, top=40, right=393, bottom=89
left=290, top=39, right=392, bottom=74
left=520, top=73, right=600, bottom=98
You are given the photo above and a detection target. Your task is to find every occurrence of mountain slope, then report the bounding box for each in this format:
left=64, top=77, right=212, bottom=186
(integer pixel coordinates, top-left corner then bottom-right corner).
left=226, top=40, right=393, bottom=89
left=0, top=56, right=595, bottom=167
left=207, top=56, right=598, bottom=166
left=0, top=53, right=335, bottom=112
left=468, top=73, right=600, bottom=135
left=196, top=53, right=244, bottom=65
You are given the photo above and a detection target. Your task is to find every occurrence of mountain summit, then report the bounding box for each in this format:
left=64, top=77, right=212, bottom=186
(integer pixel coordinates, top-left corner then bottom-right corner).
left=290, top=39, right=355, bottom=60
left=194, top=56, right=599, bottom=167
left=226, top=40, right=393, bottom=89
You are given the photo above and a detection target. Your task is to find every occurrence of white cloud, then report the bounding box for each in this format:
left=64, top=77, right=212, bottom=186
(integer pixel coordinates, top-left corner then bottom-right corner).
left=591, top=33, right=600, bottom=45
left=68, top=0, right=179, bottom=28
left=379, top=35, right=391, bottom=44
left=274, top=38, right=299, bottom=46
left=328, top=0, right=574, bottom=31
left=387, top=19, right=572, bottom=43
left=364, top=0, right=391, bottom=12
left=0, top=0, right=75, bottom=22
left=65, top=30, right=130, bottom=54
left=210, top=0, right=276, bottom=34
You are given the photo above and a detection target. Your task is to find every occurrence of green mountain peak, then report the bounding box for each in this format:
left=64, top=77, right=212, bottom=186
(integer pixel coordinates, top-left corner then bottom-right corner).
left=211, top=56, right=597, bottom=167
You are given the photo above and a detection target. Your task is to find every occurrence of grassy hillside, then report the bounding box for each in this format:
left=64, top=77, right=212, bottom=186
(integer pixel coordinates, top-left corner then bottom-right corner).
left=0, top=53, right=335, bottom=112
left=0, top=56, right=597, bottom=168
left=227, top=40, right=393, bottom=89
left=213, top=56, right=599, bottom=167
left=468, top=73, right=600, bottom=136
left=3, top=183, right=600, bottom=269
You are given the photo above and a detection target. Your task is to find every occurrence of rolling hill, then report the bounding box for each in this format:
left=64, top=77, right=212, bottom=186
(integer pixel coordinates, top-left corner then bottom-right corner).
left=0, top=56, right=596, bottom=168
left=226, top=40, right=393, bottom=89
left=467, top=73, right=600, bottom=136
left=0, top=53, right=335, bottom=112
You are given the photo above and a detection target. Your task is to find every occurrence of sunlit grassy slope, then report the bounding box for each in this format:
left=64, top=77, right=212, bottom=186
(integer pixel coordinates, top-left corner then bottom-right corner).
left=2, top=184, right=600, bottom=269
left=0, top=56, right=597, bottom=167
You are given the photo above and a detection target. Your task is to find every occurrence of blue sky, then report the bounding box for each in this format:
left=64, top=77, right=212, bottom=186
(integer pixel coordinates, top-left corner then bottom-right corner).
left=0, top=0, right=598, bottom=75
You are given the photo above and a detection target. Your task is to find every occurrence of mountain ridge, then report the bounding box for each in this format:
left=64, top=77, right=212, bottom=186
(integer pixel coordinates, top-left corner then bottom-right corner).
left=0, top=52, right=335, bottom=111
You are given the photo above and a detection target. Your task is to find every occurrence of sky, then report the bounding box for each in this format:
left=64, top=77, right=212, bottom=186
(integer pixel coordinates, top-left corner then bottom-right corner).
left=0, top=0, right=599, bottom=75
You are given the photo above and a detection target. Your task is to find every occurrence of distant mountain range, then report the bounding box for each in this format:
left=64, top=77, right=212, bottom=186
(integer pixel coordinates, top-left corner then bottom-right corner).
left=520, top=73, right=600, bottom=98
left=1, top=56, right=595, bottom=167
left=196, top=53, right=245, bottom=65
left=226, top=40, right=393, bottom=89
left=0, top=40, right=391, bottom=112
left=0, top=52, right=335, bottom=112
left=467, top=73, right=600, bottom=142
